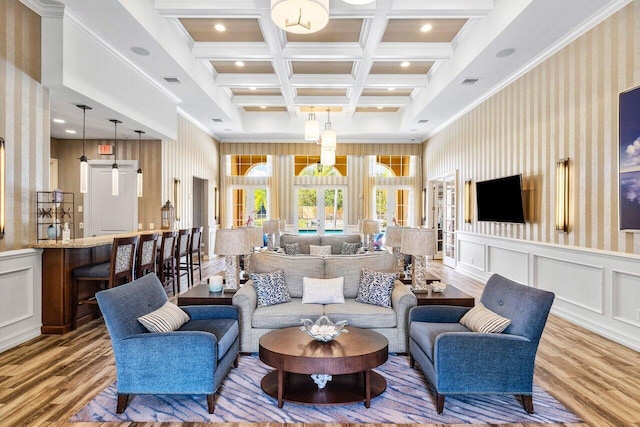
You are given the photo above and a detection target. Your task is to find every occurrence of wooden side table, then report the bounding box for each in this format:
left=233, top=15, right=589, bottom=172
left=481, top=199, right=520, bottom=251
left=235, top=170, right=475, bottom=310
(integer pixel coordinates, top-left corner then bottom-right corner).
left=177, top=283, right=237, bottom=306
left=412, top=284, right=475, bottom=307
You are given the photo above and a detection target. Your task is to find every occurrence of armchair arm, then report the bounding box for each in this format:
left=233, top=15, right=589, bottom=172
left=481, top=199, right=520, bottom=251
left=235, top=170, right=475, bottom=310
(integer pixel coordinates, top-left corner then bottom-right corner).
left=434, top=332, right=537, bottom=393
left=409, top=305, right=470, bottom=323
left=232, top=282, right=257, bottom=335
left=391, top=280, right=417, bottom=337
left=182, top=305, right=238, bottom=320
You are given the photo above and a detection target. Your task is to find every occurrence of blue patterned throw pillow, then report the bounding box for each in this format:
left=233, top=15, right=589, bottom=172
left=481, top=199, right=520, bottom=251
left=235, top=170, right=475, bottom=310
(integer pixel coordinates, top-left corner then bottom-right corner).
left=355, top=267, right=397, bottom=308
left=340, top=241, right=362, bottom=255
left=250, top=269, right=292, bottom=307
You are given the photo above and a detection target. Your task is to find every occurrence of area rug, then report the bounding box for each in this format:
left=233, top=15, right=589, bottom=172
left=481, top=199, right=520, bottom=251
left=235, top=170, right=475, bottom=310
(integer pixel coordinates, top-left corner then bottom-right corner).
left=71, top=355, right=580, bottom=424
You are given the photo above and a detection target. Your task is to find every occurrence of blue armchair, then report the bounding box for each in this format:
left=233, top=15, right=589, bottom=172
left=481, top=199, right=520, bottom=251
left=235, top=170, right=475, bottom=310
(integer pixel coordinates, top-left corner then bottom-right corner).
left=96, top=273, right=239, bottom=414
left=409, top=274, right=554, bottom=414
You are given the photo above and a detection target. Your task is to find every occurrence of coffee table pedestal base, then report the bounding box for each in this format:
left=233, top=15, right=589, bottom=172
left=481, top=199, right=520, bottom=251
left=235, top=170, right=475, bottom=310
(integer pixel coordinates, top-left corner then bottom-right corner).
left=261, top=370, right=386, bottom=407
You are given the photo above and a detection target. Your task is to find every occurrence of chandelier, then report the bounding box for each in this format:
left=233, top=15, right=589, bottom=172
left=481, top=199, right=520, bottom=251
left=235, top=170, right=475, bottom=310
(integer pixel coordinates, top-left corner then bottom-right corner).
left=271, top=0, right=329, bottom=35
left=320, top=108, right=336, bottom=167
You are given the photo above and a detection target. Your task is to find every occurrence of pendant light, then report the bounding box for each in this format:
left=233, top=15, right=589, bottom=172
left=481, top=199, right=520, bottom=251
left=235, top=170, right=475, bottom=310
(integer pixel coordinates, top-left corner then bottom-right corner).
left=271, top=0, right=329, bottom=35
left=77, top=105, right=92, bottom=193
left=321, top=108, right=337, bottom=148
left=304, top=107, right=320, bottom=141
left=109, top=119, right=122, bottom=196
left=134, top=130, right=144, bottom=197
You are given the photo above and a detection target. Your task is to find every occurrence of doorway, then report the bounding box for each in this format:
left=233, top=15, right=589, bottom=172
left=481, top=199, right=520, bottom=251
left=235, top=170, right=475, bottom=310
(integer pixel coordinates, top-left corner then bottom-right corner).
left=429, top=172, right=457, bottom=267
left=295, top=186, right=345, bottom=234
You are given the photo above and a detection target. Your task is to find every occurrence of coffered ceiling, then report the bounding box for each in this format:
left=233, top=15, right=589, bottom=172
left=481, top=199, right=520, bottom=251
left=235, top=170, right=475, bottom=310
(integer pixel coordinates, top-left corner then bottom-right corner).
left=41, top=0, right=628, bottom=143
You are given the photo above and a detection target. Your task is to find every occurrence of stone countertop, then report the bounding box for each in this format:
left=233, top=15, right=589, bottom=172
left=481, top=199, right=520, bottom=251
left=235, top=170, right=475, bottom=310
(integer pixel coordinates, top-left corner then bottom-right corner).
left=31, top=229, right=165, bottom=249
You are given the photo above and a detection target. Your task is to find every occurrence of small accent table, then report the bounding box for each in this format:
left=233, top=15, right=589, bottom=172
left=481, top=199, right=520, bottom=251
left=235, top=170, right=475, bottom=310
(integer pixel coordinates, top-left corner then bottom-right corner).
left=259, top=327, right=388, bottom=408
left=412, top=284, right=475, bottom=307
left=177, top=283, right=237, bottom=306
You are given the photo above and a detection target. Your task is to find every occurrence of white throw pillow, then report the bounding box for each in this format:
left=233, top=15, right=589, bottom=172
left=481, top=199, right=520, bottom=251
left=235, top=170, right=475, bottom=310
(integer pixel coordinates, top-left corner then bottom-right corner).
left=302, top=277, right=345, bottom=304
left=137, top=301, right=190, bottom=333
left=459, top=302, right=511, bottom=333
left=309, top=245, right=332, bottom=256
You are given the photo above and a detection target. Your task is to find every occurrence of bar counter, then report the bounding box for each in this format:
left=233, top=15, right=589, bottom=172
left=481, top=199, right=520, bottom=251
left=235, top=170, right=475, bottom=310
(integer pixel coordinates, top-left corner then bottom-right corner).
left=33, top=230, right=163, bottom=334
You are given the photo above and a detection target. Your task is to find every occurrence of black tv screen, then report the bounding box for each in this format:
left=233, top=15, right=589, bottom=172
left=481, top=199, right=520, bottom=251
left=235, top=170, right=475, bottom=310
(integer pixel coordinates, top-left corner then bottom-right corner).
left=476, top=175, right=525, bottom=223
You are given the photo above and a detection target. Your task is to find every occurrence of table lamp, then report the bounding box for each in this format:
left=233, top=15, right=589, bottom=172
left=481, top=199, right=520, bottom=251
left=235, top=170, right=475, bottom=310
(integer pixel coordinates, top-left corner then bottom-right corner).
left=262, top=220, right=280, bottom=251
left=214, top=228, right=251, bottom=289
left=384, top=226, right=409, bottom=275
left=400, top=228, right=437, bottom=287
left=239, top=225, right=264, bottom=273
left=362, top=220, right=380, bottom=253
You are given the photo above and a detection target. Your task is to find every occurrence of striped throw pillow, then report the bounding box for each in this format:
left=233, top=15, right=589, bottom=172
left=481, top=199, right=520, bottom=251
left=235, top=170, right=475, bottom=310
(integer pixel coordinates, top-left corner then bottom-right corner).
left=138, top=301, right=190, bottom=333
left=459, top=302, right=511, bottom=333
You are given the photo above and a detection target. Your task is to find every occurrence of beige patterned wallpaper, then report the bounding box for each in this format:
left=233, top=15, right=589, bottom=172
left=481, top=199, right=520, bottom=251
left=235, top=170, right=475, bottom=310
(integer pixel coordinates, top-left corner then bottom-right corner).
left=424, top=2, right=640, bottom=254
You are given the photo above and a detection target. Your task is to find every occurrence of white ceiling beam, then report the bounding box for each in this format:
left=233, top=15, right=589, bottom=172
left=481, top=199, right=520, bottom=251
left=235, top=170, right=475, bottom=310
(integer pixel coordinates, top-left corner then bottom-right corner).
left=355, top=96, right=411, bottom=106
left=232, top=95, right=285, bottom=106
left=388, top=0, right=494, bottom=18
left=153, top=0, right=261, bottom=17
left=289, top=75, right=355, bottom=87
left=216, top=73, right=280, bottom=87
left=193, top=42, right=271, bottom=60
left=294, top=96, right=349, bottom=106
left=364, top=74, right=429, bottom=88
left=283, top=43, right=363, bottom=60
left=373, top=42, right=452, bottom=61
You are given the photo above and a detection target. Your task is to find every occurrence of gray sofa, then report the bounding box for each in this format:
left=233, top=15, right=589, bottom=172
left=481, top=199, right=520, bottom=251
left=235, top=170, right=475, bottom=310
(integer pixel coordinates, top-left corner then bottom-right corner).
left=232, top=251, right=417, bottom=353
left=279, top=233, right=361, bottom=254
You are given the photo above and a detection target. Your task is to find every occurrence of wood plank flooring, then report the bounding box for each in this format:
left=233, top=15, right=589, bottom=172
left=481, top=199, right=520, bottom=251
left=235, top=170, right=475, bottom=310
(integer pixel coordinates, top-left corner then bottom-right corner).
left=1, top=257, right=639, bottom=426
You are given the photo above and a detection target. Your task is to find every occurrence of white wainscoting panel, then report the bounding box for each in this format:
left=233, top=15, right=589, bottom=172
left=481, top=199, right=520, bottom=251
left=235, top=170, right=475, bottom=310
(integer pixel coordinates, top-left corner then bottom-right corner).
left=612, top=270, right=640, bottom=327
left=0, top=249, right=43, bottom=352
left=488, top=246, right=529, bottom=284
left=456, top=232, right=640, bottom=351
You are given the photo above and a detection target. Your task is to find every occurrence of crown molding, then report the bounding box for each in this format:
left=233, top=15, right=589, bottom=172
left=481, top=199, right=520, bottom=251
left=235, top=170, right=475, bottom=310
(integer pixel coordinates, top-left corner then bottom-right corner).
left=19, top=0, right=64, bottom=18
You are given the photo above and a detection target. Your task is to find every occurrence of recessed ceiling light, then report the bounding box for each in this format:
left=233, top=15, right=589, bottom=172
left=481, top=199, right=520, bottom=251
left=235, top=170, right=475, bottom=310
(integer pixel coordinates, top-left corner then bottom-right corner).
left=377, top=106, right=383, bottom=109
left=65, top=129, right=76, bottom=134
left=387, top=87, right=395, bottom=91
left=131, top=46, right=150, bottom=56
left=496, top=48, right=516, bottom=58
left=214, top=23, right=226, bottom=32
left=260, top=105, right=267, bottom=109
left=401, top=61, right=411, bottom=68
left=249, top=87, right=257, bottom=91
left=53, top=118, right=65, bottom=124
left=235, top=61, right=245, bottom=67
left=224, top=128, right=232, bottom=131
left=420, top=24, right=433, bottom=32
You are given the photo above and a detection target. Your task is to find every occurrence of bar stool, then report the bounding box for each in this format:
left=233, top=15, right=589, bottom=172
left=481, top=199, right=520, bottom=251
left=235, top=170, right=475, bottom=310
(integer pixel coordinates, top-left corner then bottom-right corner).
left=71, top=235, right=138, bottom=330
left=175, top=228, right=192, bottom=292
left=189, top=226, right=203, bottom=286
left=157, top=230, right=177, bottom=295
left=136, top=232, right=159, bottom=279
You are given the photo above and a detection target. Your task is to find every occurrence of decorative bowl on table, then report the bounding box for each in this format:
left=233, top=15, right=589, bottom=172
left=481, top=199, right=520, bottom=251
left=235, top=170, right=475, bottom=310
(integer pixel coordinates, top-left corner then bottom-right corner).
left=300, top=315, right=348, bottom=342
left=431, top=281, right=447, bottom=293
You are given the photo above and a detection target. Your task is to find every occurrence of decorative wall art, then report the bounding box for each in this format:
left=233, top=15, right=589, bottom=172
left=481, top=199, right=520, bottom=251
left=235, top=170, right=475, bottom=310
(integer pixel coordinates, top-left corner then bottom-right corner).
left=619, top=85, right=640, bottom=230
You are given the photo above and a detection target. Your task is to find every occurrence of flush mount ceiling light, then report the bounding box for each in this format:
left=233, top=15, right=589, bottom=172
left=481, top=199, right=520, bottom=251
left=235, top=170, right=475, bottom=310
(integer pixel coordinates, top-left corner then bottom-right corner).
left=271, top=0, right=329, bottom=34
left=420, top=23, right=433, bottom=32
left=214, top=23, right=226, bottom=32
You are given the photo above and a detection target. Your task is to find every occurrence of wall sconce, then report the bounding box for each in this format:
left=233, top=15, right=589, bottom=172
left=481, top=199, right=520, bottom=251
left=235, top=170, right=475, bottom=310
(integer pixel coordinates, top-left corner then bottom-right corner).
left=173, top=178, right=181, bottom=221
left=0, top=137, right=5, bottom=239
left=556, top=158, right=569, bottom=233
left=464, top=180, right=472, bottom=223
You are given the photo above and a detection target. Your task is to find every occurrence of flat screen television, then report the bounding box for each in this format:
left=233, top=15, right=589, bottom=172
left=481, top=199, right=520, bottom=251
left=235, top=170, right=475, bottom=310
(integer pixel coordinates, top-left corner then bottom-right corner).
left=476, top=174, right=525, bottom=223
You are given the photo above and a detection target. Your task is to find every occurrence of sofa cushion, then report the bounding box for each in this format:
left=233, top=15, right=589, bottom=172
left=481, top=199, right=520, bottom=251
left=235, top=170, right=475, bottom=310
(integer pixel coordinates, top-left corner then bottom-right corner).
left=309, top=245, right=332, bottom=256
left=302, top=277, right=345, bottom=304
left=324, top=253, right=397, bottom=298
left=356, top=267, right=397, bottom=308
left=324, top=299, right=396, bottom=328
left=410, top=321, right=470, bottom=361
left=279, top=234, right=320, bottom=254
left=282, top=242, right=301, bottom=255
left=250, top=252, right=324, bottom=298
left=179, top=318, right=239, bottom=361
left=137, top=301, right=190, bottom=333
left=250, top=269, right=292, bottom=307
left=340, top=241, right=362, bottom=255
left=459, top=302, right=511, bottom=333
left=252, top=299, right=323, bottom=328
left=320, top=234, right=362, bottom=254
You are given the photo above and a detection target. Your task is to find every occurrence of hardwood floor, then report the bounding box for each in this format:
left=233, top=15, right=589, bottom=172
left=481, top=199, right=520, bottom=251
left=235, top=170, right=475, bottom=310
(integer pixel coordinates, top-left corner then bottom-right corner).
left=1, top=257, right=639, bottom=426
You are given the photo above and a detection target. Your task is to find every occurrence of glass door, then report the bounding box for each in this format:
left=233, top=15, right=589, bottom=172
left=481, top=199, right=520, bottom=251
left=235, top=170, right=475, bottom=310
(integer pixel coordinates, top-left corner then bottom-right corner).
left=375, top=186, right=411, bottom=230
left=230, top=186, right=268, bottom=228
left=296, top=186, right=345, bottom=234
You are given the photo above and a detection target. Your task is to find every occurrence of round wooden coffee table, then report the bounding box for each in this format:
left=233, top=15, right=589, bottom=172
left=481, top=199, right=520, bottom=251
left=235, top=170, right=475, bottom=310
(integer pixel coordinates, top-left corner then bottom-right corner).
left=259, top=326, right=388, bottom=408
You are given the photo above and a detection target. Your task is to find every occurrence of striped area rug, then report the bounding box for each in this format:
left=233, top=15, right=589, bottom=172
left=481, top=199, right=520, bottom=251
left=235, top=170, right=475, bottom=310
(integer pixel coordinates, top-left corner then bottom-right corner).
left=71, top=355, right=580, bottom=424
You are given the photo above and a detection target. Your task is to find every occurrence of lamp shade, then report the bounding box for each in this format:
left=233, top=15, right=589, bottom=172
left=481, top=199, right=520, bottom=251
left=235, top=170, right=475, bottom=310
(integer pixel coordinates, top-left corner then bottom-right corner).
left=362, top=220, right=380, bottom=235
left=385, top=226, right=408, bottom=248
left=278, top=219, right=286, bottom=233
left=400, top=228, right=436, bottom=256
left=262, top=220, right=280, bottom=234
left=357, top=219, right=364, bottom=233
left=321, top=128, right=337, bottom=148
left=271, top=0, right=329, bottom=34
left=304, top=114, right=320, bottom=141
left=320, top=146, right=336, bottom=166
left=215, top=228, right=251, bottom=256
left=240, top=226, right=264, bottom=248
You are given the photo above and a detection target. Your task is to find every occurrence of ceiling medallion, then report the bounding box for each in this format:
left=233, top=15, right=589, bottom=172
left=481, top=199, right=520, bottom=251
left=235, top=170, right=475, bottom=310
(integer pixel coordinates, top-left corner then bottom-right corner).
left=271, top=0, right=329, bottom=34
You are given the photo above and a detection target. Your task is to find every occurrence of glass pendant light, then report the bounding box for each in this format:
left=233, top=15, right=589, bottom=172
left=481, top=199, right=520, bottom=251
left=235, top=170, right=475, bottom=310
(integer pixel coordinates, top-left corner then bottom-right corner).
left=304, top=107, right=320, bottom=141
left=77, top=105, right=92, bottom=193
left=321, top=108, right=337, bottom=149
left=135, top=130, right=144, bottom=197
left=109, top=119, right=122, bottom=196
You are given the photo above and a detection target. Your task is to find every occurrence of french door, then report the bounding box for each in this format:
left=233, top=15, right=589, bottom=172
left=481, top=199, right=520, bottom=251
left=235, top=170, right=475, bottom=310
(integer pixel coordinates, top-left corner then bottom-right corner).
left=375, top=186, right=411, bottom=229
left=230, top=186, right=268, bottom=228
left=295, top=186, right=346, bottom=234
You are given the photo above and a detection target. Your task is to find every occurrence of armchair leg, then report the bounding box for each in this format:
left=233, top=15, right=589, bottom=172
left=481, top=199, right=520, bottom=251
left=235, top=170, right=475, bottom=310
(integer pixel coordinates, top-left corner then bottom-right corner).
left=409, top=354, right=415, bottom=368
left=207, top=394, right=216, bottom=414
left=521, top=394, right=534, bottom=414
left=116, top=394, right=130, bottom=413
left=435, top=392, right=445, bottom=414
left=233, top=355, right=239, bottom=368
